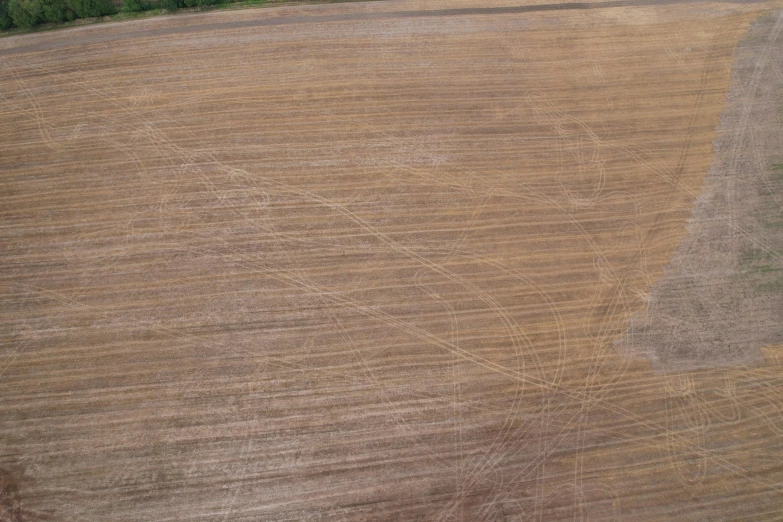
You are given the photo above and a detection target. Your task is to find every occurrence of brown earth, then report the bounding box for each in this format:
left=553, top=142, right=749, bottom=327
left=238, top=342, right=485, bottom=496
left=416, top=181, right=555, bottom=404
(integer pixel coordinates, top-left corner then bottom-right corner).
left=616, top=10, right=783, bottom=372
left=1, top=0, right=782, bottom=520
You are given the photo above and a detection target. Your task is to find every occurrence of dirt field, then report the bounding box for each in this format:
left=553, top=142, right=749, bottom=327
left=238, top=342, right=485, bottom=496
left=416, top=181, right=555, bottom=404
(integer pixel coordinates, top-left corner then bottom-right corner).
left=1, top=0, right=782, bottom=520
left=617, top=10, right=783, bottom=372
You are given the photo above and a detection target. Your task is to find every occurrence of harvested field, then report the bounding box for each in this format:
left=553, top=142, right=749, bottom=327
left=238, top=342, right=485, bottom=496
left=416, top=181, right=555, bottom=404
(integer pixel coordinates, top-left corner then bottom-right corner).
left=1, top=0, right=782, bottom=520
left=617, top=10, right=783, bottom=372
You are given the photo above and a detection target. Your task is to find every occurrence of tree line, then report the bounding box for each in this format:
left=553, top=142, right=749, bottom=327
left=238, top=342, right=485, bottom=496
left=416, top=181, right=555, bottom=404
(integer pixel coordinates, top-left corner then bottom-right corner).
left=0, top=0, right=220, bottom=30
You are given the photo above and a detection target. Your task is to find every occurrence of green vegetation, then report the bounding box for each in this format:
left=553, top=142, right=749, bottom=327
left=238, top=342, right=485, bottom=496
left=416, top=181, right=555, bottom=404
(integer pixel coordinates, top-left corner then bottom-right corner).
left=758, top=277, right=783, bottom=292
left=740, top=247, right=781, bottom=267
left=0, top=0, right=374, bottom=32
left=739, top=161, right=783, bottom=292
left=738, top=248, right=783, bottom=292
left=0, top=0, right=13, bottom=29
left=0, top=0, right=251, bottom=31
left=121, top=0, right=143, bottom=11
left=2, top=0, right=111, bottom=28
left=771, top=163, right=783, bottom=181
left=763, top=163, right=783, bottom=228
left=69, top=0, right=115, bottom=18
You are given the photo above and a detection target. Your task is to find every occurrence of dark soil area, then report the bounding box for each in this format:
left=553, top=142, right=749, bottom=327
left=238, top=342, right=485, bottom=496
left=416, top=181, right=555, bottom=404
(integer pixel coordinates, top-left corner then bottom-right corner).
left=617, top=10, right=783, bottom=372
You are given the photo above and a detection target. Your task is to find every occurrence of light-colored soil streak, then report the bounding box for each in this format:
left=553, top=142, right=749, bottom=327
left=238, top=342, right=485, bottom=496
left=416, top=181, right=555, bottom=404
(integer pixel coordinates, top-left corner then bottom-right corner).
left=1, top=0, right=782, bottom=520
left=617, top=10, right=783, bottom=372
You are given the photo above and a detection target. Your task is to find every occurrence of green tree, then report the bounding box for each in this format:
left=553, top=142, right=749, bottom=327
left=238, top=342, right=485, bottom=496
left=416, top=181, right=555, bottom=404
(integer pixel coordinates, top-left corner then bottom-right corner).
left=0, top=0, right=14, bottom=30
left=161, top=0, right=182, bottom=10
left=8, top=0, right=42, bottom=27
left=68, top=0, right=114, bottom=18
left=41, top=0, right=70, bottom=22
left=121, top=0, right=142, bottom=11
left=183, top=0, right=217, bottom=7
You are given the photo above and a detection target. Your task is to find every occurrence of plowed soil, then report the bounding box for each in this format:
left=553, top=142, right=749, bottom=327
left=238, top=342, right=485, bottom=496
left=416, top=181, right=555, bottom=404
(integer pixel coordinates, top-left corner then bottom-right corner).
left=617, top=10, right=783, bottom=372
left=1, top=0, right=782, bottom=520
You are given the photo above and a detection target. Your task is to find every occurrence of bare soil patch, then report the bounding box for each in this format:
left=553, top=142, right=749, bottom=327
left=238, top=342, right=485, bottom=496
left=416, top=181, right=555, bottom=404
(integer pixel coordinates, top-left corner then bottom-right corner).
left=617, top=10, right=783, bottom=371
